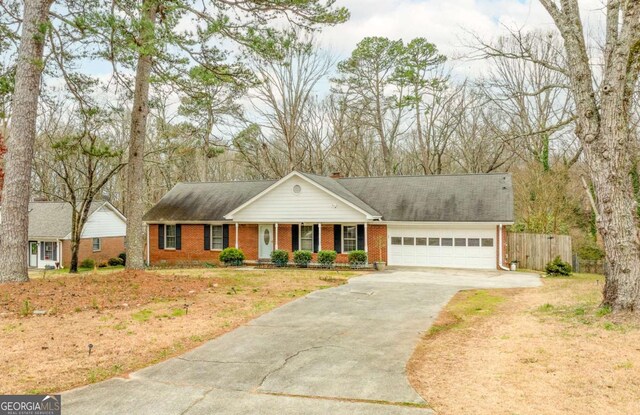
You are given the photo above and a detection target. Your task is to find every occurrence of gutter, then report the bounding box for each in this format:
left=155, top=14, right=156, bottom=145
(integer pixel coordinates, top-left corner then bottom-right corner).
left=498, top=223, right=510, bottom=271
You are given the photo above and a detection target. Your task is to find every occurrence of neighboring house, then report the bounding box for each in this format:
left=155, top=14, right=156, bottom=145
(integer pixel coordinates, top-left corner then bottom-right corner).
left=22, top=201, right=126, bottom=269
left=143, top=171, right=513, bottom=270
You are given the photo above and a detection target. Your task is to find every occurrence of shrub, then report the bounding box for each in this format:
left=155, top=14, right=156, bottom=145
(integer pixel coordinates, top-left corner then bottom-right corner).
left=545, top=256, right=572, bottom=276
left=317, top=250, right=337, bottom=267
left=219, top=247, right=245, bottom=266
left=118, top=252, right=126, bottom=266
left=80, top=258, right=95, bottom=269
left=97, top=261, right=108, bottom=268
left=270, top=250, right=289, bottom=267
left=108, top=257, right=124, bottom=266
left=348, top=250, right=367, bottom=265
left=293, top=250, right=312, bottom=267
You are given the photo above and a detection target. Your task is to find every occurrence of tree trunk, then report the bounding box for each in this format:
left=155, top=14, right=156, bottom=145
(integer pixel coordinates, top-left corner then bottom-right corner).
left=125, top=1, right=158, bottom=270
left=0, top=0, right=52, bottom=283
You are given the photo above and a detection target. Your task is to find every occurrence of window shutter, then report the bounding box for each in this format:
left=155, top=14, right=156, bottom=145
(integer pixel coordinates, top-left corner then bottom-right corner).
left=53, top=242, right=58, bottom=261
left=158, top=225, right=165, bottom=250
left=357, top=224, right=365, bottom=251
left=204, top=225, right=211, bottom=250
left=175, top=225, right=182, bottom=250
left=313, top=224, right=319, bottom=253
left=333, top=224, right=342, bottom=253
left=222, top=224, right=229, bottom=248
left=292, top=224, right=299, bottom=251
left=40, top=242, right=45, bottom=260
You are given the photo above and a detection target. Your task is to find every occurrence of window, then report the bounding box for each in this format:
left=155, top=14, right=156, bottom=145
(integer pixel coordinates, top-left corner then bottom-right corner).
left=441, top=238, right=453, bottom=246
left=481, top=238, right=494, bottom=247
left=455, top=238, right=466, bottom=247
left=403, top=237, right=415, bottom=246
left=165, top=225, right=177, bottom=249
left=92, top=238, right=101, bottom=252
left=343, top=225, right=357, bottom=252
left=211, top=225, right=223, bottom=250
left=300, top=225, right=314, bottom=251
left=41, top=242, right=57, bottom=261
left=428, top=238, right=440, bottom=246
left=391, top=237, right=402, bottom=245
left=416, top=238, right=427, bottom=246
left=468, top=238, right=480, bottom=247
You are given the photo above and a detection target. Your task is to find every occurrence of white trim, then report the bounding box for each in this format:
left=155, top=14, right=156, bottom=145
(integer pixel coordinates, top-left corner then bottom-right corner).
left=498, top=224, right=509, bottom=271
left=275, top=223, right=278, bottom=250
left=235, top=223, right=239, bottom=249
left=364, top=223, right=368, bottom=252
left=342, top=224, right=358, bottom=253
left=380, top=221, right=514, bottom=226
left=318, top=223, right=321, bottom=251
left=165, top=224, right=177, bottom=250
left=92, top=237, right=101, bottom=252
left=146, top=224, right=150, bottom=266
left=210, top=224, right=224, bottom=250
left=299, top=224, right=314, bottom=252
left=223, top=171, right=379, bottom=220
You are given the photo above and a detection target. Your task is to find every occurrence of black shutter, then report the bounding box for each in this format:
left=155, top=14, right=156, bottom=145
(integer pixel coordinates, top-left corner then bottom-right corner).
left=313, top=224, right=319, bottom=253
left=292, top=224, right=299, bottom=251
left=53, top=242, right=58, bottom=261
left=175, top=224, right=182, bottom=250
left=158, top=225, right=165, bottom=250
left=357, top=224, right=365, bottom=250
left=334, top=224, right=342, bottom=253
left=204, top=225, right=211, bottom=250
left=222, top=224, right=230, bottom=248
left=40, top=242, right=45, bottom=260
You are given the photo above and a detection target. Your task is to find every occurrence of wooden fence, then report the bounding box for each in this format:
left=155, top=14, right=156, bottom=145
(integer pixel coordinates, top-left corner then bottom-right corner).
left=507, top=232, right=572, bottom=271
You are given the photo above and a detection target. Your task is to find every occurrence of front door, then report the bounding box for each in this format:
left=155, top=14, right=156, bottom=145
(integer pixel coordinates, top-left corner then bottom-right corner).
left=28, top=241, right=38, bottom=267
left=258, top=225, right=273, bottom=259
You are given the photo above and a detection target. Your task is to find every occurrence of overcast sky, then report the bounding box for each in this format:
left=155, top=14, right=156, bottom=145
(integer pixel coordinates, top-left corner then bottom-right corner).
left=318, top=0, right=605, bottom=78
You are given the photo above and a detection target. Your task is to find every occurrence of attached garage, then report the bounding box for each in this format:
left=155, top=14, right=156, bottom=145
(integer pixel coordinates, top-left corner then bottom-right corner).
left=387, top=224, right=498, bottom=269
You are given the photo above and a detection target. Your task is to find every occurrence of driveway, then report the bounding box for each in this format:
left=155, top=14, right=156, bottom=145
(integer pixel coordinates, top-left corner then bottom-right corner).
left=63, top=269, right=540, bottom=415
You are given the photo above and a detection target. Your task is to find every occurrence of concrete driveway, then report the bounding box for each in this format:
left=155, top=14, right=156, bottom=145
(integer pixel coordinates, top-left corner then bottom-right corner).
left=63, top=269, right=540, bottom=415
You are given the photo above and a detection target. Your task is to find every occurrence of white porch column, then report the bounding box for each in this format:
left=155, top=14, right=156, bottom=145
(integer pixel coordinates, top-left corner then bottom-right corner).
left=364, top=223, right=368, bottom=252
left=146, top=225, right=150, bottom=266
left=235, top=223, right=239, bottom=248
left=318, top=223, right=322, bottom=251
left=275, top=223, right=279, bottom=250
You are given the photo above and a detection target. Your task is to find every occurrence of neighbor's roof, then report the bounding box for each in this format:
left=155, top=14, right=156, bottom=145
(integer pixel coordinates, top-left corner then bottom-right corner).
left=143, top=172, right=513, bottom=223
left=27, top=202, right=103, bottom=238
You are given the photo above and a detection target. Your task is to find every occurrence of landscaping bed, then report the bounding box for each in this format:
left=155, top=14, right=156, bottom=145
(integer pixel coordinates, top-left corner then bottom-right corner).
left=407, top=273, right=640, bottom=415
left=0, top=267, right=359, bottom=394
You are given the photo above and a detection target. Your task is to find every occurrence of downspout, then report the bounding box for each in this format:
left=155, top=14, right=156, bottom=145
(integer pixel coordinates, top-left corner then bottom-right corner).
left=498, top=224, right=510, bottom=271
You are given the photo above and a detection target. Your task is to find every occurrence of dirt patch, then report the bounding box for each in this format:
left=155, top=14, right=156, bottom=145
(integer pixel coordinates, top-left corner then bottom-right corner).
left=407, top=274, right=640, bottom=415
left=0, top=267, right=359, bottom=394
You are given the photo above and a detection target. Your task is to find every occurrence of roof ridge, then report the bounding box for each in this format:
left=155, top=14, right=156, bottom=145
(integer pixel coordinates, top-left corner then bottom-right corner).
left=176, top=179, right=278, bottom=185
left=338, top=172, right=511, bottom=179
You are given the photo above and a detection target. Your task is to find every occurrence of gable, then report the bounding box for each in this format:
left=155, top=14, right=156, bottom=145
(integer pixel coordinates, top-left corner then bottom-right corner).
left=79, top=205, right=126, bottom=238
left=228, top=175, right=368, bottom=222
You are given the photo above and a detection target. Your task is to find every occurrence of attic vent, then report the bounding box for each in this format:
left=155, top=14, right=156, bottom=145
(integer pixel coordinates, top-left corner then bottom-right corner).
left=293, top=184, right=302, bottom=194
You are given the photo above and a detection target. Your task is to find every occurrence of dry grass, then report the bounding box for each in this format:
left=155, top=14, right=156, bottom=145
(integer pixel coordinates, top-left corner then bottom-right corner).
left=408, top=273, right=640, bottom=415
left=0, top=267, right=360, bottom=394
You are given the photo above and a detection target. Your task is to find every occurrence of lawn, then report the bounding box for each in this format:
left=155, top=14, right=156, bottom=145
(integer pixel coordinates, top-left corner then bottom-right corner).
left=408, top=273, right=640, bottom=415
left=0, top=267, right=360, bottom=394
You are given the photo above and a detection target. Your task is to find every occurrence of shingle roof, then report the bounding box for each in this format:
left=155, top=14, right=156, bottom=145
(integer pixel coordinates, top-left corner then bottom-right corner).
left=142, top=180, right=276, bottom=222
left=27, top=202, right=103, bottom=238
left=338, top=173, right=513, bottom=222
left=143, top=172, right=513, bottom=223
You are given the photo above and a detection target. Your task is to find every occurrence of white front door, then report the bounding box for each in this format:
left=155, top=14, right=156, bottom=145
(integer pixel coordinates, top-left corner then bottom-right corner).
left=258, top=225, right=274, bottom=259
left=28, top=241, right=38, bottom=267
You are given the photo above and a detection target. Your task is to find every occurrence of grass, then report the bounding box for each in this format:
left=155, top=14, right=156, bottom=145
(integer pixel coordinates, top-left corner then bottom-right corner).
left=0, top=267, right=360, bottom=395
left=408, top=272, right=640, bottom=415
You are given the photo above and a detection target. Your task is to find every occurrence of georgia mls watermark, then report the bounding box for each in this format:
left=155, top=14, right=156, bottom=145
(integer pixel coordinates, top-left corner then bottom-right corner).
left=0, top=395, right=61, bottom=415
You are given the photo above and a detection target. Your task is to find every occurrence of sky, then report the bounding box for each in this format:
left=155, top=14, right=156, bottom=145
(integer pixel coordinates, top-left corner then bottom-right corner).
left=317, top=0, right=605, bottom=79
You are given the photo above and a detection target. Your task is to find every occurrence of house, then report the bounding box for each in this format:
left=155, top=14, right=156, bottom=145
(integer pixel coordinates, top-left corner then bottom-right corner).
left=143, top=171, right=513, bottom=270
left=23, top=201, right=126, bottom=269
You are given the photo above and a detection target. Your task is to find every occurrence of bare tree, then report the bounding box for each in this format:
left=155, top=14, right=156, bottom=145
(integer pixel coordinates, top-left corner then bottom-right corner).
left=535, top=0, right=640, bottom=311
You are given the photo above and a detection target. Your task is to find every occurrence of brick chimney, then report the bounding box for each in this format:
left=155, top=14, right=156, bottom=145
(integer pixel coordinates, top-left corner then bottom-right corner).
left=330, top=171, right=343, bottom=179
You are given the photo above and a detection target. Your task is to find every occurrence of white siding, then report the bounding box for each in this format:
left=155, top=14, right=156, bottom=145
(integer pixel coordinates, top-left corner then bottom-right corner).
left=81, top=206, right=126, bottom=238
left=232, top=176, right=367, bottom=222
left=388, top=224, right=497, bottom=269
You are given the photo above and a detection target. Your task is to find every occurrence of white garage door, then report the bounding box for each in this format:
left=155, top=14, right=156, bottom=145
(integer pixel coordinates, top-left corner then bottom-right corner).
left=387, top=225, right=497, bottom=269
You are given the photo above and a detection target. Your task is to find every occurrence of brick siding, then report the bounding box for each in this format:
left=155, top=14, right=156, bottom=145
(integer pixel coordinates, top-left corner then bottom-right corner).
left=61, top=236, right=125, bottom=267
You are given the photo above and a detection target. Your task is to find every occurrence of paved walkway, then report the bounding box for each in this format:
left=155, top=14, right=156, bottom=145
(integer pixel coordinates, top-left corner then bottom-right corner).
left=63, top=269, right=540, bottom=414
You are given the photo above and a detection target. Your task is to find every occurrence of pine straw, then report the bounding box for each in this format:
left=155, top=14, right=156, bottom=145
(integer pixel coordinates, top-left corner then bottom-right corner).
left=407, top=274, right=640, bottom=415
left=0, top=267, right=357, bottom=394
